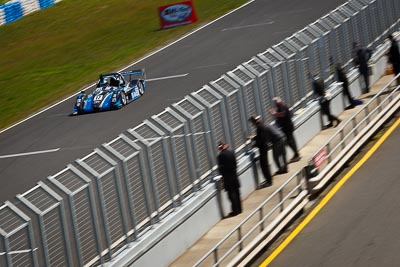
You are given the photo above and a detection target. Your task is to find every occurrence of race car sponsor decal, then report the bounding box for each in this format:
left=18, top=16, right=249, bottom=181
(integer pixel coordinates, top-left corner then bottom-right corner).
left=158, top=1, right=197, bottom=29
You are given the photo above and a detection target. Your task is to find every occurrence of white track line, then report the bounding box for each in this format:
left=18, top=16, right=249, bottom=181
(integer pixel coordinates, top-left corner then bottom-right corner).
left=222, top=21, right=274, bottom=31
left=147, top=73, right=189, bottom=82
left=0, top=148, right=60, bottom=159
left=0, top=0, right=255, bottom=135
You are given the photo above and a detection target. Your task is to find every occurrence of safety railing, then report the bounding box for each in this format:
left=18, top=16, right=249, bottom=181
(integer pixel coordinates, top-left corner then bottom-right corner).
left=308, top=75, right=400, bottom=185
left=1, top=0, right=399, bottom=266
left=193, top=170, right=306, bottom=267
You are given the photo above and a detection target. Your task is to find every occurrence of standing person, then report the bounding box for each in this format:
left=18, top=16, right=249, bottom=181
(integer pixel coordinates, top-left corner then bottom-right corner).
left=335, top=63, right=355, bottom=109
left=270, top=97, right=301, bottom=163
left=311, top=74, right=341, bottom=128
left=248, top=116, right=272, bottom=187
left=217, top=142, right=242, bottom=217
left=265, top=123, right=288, bottom=175
left=387, top=34, right=400, bottom=86
left=353, top=41, right=373, bottom=94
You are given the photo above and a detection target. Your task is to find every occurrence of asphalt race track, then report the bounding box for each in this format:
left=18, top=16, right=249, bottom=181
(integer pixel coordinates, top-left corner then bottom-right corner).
left=259, top=118, right=400, bottom=267
left=0, top=0, right=348, bottom=203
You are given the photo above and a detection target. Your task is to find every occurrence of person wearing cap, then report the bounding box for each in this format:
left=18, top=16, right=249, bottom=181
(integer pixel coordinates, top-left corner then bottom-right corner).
left=217, top=142, right=242, bottom=217
left=248, top=116, right=272, bottom=187
left=270, top=97, right=301, bottom=163
left=387, top=34, right=400, bottom=86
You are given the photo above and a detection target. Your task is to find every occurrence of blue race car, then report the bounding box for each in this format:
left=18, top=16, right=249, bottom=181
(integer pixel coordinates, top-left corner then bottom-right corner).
left=72, top=69, right=146, bottom=115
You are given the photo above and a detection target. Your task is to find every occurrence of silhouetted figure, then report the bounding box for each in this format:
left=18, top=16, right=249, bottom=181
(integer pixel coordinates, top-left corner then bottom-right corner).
left=311, top=74, right=341, bottom=128
left=270, top=97, right=301, bottom=163
left=217, top=142, right=242, bottom=217
left=248, top=116, right=272, bottom=187
left=387, top=34, right=400, bottom=86
left=335, top=63, right=355, bottom=109
left=353, top=42, right=373, bottom=93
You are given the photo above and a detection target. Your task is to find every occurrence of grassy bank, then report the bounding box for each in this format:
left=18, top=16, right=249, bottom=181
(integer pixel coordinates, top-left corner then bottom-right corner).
left=0, top=0, right=247, bottom=129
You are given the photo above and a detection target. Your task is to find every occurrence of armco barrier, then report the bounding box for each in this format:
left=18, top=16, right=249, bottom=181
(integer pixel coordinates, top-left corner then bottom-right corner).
left=0, top=0, right=399, bottom=266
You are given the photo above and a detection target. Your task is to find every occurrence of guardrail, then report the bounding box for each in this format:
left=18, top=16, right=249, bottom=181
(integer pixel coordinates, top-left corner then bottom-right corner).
left=308, top=75, right=400, bottom=192
left=0, top=0, right=399, bottom=266
left=193, top=170, right=306, bottom=267
left=191, top=76, right=400, bottom=267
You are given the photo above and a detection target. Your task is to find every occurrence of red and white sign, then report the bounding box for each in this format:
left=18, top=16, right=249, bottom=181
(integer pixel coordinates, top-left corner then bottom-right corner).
left=313, top=148, right=327, bottom=168
left=158, top=1, right=198, bottom=29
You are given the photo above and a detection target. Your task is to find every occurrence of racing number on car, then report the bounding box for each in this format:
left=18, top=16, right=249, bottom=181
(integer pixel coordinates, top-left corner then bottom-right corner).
left=94, top=95, right=103, bottom=101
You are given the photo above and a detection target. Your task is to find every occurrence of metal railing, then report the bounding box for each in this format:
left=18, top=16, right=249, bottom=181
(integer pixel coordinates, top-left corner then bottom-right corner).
left=308, top=75, right=400, bottom=182
left=0, top=0, right=399, bottom=266
left=193, top=170, right=306, bottom=267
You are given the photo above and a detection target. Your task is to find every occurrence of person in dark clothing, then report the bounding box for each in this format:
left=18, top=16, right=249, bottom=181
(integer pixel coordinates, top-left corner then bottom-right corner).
left=387, top=34, right=400, bottom=86
left=248, top=116, right=272, bottom=187
left=270, top=97, right=301, bottom=163
left=353, top=41, right=373, bottom=94
left=217, top=142, right=242, bottom=217
left=264, top=123, right=288, bottom=175
left=335, top=63, right=355, bottom=109
left=311, top=74, right=341, bottom=128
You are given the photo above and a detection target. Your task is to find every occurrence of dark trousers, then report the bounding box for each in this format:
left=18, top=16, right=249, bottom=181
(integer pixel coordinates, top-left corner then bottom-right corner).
left=259, top=151, right=272, bottom=183
left=321, top=101, right=339, bottom=125
left=343, top=86, right=355, bottom=107
left=227, top=188, right=242, bottom=214
left=393, top=63, right=400, bottom=86
left=272, top=139, right=287, bottom=172
left=360, top=71, right=370, bottom=93
left=285, top=131, right=299, bottom=157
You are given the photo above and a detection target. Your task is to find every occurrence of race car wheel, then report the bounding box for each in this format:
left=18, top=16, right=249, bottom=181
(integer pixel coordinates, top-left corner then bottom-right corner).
left=120, top=91, right=127, bottom=106
left=138, top=81, right=145, bottom=95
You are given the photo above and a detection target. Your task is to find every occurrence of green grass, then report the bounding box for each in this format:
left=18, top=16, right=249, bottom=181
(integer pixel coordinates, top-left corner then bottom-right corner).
left=0, top=0, right=247, bottom=130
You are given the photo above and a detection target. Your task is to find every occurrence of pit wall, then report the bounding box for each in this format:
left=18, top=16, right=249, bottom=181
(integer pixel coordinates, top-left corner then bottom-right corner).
left=105, top=34, right=395, bottom=267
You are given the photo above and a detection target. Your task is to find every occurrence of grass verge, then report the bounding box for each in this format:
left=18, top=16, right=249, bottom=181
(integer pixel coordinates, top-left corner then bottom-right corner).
left=0, top=0, right=247, bottom=130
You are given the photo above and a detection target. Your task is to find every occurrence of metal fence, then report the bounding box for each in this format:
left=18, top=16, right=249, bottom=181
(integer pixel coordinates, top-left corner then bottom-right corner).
left=1, top=0, right=399, bottom=266
left=308, top=76, right=400, bottom=188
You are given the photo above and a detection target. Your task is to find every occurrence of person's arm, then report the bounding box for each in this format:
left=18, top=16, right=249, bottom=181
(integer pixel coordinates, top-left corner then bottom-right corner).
left=270, top=108, right=285, bottom=118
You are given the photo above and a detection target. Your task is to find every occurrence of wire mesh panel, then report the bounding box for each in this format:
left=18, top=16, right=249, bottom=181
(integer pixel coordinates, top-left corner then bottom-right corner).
left=273, top=41, right=303, bottom=105
left=286, top=35, right=313, bottom=98
left=378, top=0, right=390, bottom=30
left=349, top=1, right=371, bottom=47
left=242, top=57, right=275, bottom=122
left=342, top=1, right=365, bottom=46
left=362, top=0, right=382, bottom=47
left=330, top=9, right=353, bottom=66
left=152, top=108, right=197, bottom=198
left=76, top=149, right=128, bottom=259
left=227, top=66, right=262, bottom=123
left=191, top=86, right=231, bottom=152
left=127, top=121, right=175, bottom=215
left=258, top=49, right=289, bottom=102
left=320, top=14, right=347, bottom=67
left=48, top=165, right=102, bottom=267
left=339, top=4, right=360, bottom=45
left=298, top=27, right=326, bottom=81
left=210, top=76, right=247, bottom=152
left=0, top=202, right=37, bottom=267
left=310, top=20, right=337, bottom=87
left=172, top=96, right=215, bottom=180
left=102, top=134, right=153, bottom=235
left=391, top=0, right=400, bottom=23
left=17, top=183, right=72, bottom=267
